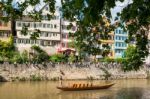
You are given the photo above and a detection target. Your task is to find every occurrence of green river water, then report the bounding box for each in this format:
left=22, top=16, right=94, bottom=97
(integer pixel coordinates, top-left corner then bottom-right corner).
left=0, top=79, right=150, bottom=99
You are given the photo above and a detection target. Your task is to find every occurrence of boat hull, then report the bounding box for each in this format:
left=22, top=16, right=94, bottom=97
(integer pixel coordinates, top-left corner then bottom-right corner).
left=57, top=83, right=115, bottom=91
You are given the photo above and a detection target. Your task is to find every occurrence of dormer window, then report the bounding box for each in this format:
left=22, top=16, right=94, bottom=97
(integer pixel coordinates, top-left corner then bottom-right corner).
left=45, top=7, right=49, bottom=11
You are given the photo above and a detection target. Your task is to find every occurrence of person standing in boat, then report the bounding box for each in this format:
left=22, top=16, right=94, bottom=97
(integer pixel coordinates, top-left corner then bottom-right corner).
left=59, top=70, right=65, bottom=86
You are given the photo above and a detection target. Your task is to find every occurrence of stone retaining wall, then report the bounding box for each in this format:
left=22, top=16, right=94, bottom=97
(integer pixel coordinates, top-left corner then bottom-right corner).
left=0, top=62, right=149, bottom=81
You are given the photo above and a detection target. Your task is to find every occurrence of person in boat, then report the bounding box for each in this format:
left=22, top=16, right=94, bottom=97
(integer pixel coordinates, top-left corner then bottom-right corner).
left=59, top=70, right=65, bottom=86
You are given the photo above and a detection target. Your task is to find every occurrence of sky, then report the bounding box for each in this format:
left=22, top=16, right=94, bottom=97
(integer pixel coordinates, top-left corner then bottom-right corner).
left=111, top=0, right=132, bottom=21
left=15, top=0, right=132, bottom=20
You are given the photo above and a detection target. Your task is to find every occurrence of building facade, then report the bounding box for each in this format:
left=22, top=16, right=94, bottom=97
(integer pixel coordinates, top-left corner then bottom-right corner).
left=14, top=17, right=61, bottom=55
left=114, top=27, right=128, bottom=58
left=14, top=5, right=76, bottom=55
left=145, top=29, right=150, bottom=64
left=60, top=19, right=76, bottom=51
left=100, top=31, right=115, bottom=58
left=0, top=11, right=11, bottom=41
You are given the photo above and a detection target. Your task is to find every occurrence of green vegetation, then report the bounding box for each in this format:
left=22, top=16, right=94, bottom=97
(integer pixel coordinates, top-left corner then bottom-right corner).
left=68, top=52, right=76, bottom=63
left=99, top=57, right=125, bottom=64
left=49, top=53, right=76, bottom=63
left=0, top=0, right=149, bottom=71
left=30, top=75, right=42, bottom=81
left=122, top=45, right=144, bottom=71
left=0, top=36, right=15, bottom=63
left=31, top=45, right=49, bottom=63
left=49, top=53, right=66, bottom=63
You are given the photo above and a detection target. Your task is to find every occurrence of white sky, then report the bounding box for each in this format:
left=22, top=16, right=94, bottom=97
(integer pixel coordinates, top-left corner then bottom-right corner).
left=15, top=0, right=132, bottom=19
left=111, top=0, right=132, bottom=22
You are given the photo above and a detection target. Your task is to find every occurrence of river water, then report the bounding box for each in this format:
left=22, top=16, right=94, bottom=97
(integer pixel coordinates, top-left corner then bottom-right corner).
left=0, top=79, right=150, bottom=99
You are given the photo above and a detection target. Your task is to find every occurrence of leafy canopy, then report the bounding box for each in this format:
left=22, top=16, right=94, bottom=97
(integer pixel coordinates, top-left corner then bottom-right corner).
left=0, top=0, right=150, bottom=70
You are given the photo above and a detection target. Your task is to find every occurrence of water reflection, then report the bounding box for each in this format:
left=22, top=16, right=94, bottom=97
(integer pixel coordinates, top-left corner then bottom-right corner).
left=58, top=89, right=114, bottom=99
left=115, top=87, right=144, bottom=99
left=0, top=80, right=150, bottom=99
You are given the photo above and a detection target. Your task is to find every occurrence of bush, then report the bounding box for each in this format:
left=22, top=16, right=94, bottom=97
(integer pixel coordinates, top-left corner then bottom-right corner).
left=30, top=75, right=42, bottom=81
left=68, top=53, right=76, bottom=63
left=99, top=57, right=114, bottom=63
left=114, top=58, right=126, bottom=63
left=0, top=56, right=4, bottom=64
left=9, top=53, right=20, bottom=64
left=49, top=54, right=66, bottom=63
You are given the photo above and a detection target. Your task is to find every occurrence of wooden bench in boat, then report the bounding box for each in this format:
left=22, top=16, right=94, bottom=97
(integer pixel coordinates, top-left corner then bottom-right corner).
left=57, top=83, right=115, bottom=91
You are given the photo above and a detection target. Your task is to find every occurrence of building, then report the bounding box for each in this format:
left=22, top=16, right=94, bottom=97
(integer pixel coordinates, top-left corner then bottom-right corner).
left=14, top=6, right=61, bottom=55
left=145, top=28, right=150, bottom=64
left=114, top=27, right=128, bottom=58
left=59, top=19, right=76, bottom=52
left=0, top=11, right=11, bottom=41
left=14, top=5, right=76, bottom=55
left=100, top=31, right=115, bottom=58
left=15, top=17, right=61, bottom=55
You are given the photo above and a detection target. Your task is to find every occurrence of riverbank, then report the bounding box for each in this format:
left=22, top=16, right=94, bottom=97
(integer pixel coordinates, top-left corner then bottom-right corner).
left=0, top=62, right=149, bottom=82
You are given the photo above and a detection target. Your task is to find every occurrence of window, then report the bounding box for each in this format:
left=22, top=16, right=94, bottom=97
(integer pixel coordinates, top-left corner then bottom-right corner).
left=18, top=39, right=21, bottom=43
left=51, top=24, right=53, bottom=28
left=115, top=36, right=117, bottom=40
left=24, top=39, right=27, bottom=44
left=115, top=43, right=117, bottom=47
left=119, top=30, right=121, bottom=34
left=43, top=24, right=46, bottom=28
left=31, top=40, right=34, bottom=44
left=49, top=33, right=51, bottom=37
left=22, top=23, right=26, bottom=26
left=118, top=43, right=121, bottom=47
left=24, top=22, right=28, bottom=26
left=39, top=23, right=42, bottom=27
left=54, top=24, right=57, bottom=28
left=40, top=40, right=44, bottom=46
left=48, top=41, right=51, bottom=46
left=115, top=29, right=118, bottom=34
left=26, top=39, right=30, bottom=44
left=14, top=39, right=17, bottom=43
left=47, top=24, right=50, bottom=28
left=45, top=32, right=49, bottom=37
left=45, top=7, right=49, bottom=11
left=34, top=23, right=36, bottom=28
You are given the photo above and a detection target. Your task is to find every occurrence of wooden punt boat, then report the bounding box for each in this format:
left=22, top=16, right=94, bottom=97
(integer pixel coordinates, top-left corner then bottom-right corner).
left=57, top=83, right=115, bottom=91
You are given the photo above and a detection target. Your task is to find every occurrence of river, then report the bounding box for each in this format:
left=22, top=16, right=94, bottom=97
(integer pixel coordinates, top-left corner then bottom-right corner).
left=0, top=79, right=150, bottom=99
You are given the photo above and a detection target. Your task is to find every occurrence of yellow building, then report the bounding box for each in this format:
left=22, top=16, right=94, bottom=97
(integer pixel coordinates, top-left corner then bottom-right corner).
left=99, top=16, right=115, bottom=58
left=100, top=31, right=115, bottom=58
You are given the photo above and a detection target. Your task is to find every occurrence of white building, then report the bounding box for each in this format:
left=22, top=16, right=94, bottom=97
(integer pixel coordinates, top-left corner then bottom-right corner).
left=14, top=5, right=61, bottom=55
left=145, top=29, right=150, bottom=64
left=14, top=6, right=76, bottom=55
left=15, top=18, right=61, bottom=55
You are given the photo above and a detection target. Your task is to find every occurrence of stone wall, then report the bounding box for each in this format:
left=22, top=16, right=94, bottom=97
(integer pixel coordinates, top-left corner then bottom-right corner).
left=0, top=62, right=149, bottom=82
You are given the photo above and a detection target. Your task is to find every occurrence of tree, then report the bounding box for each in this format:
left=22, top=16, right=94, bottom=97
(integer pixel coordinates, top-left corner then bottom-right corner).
left=62, top=0, right=150, bottom=70
left=0, top=0, right=149, bottom=70
left=31, top=45, right=49, bottom=63
left=122, top=45, right=143, bottom=71
left=118, top=0, right=150, bottom=69
left=0, top=36, right=15, bottom=61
